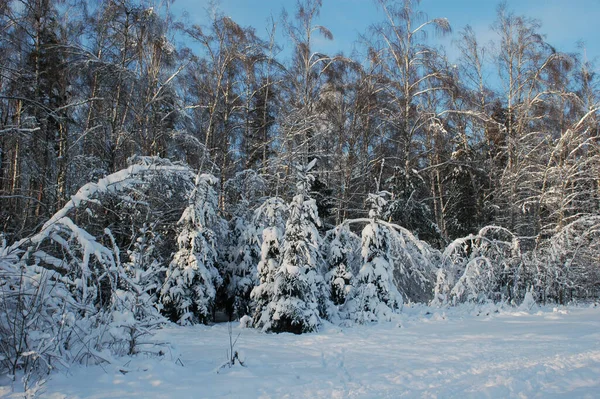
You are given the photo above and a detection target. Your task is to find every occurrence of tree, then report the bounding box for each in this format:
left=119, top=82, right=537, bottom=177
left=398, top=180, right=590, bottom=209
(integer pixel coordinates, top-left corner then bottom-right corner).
left=433, top=226, right=522, bottom=305
left=490, top=3, right=573, bottom=236
left=221, top=170, right=268, bottom=319
left=112, top=223, right=167, bottom=356
left=345, top=192, right=403, bottom=323
left=251, top=197, right=288, bottom=330
left=161, top=173, right=223, bottom=325
left=261, top=160, right=328, bottom=333
left=370, top=0, right=451, bottom=174
left=324, top=225, right=360, bottom=306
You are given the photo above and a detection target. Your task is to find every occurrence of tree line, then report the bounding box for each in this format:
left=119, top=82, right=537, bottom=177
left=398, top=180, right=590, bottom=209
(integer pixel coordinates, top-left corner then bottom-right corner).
left=2, top=0, right=597, bottom=245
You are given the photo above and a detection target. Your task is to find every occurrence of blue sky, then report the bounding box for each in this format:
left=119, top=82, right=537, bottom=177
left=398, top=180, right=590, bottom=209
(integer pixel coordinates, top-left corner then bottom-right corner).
left=170, top=0, right=600, bottom=66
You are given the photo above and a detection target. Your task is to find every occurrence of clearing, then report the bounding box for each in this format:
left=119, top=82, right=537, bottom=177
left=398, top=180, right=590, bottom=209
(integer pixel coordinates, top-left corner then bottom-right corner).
left=15, top=305, right=600, bottom=398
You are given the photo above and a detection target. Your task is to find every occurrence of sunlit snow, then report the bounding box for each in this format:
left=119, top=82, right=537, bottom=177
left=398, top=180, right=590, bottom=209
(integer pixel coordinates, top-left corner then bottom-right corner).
left=31, top=304, right=600, bottom=398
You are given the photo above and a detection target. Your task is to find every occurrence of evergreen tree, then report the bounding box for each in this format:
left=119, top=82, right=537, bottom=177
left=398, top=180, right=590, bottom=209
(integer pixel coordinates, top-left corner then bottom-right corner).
left=112, top=224, right=167, bottom=356
left=123, top=222, right=165, bottom=307
left=225, top=205, right=262, bottom=319
left=324, top=226, right=360, bottom=306
left=346, top=192, right=403, bottom=323
left=258, top=160, right=328, bottom=333
left=251, top=197, right=288, bottom=330
left=385, top=168, right=444, bottom=247
left=443, top=149, right=489, bottom=239
left=160, top=174, right=223, bottom=325
left=219, top=170, right=267, bottom=319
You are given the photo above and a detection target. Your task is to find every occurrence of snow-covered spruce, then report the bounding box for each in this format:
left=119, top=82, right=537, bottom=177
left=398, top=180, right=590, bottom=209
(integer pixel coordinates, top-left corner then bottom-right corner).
left=224, top=207, right=262, bottom=319
left=324, top=225, right=360, bottom=306
left=113, top=223, right=166, bottom=356
left=345, top=192, right=403, bottom=323
left=161, top=173, right=223, bottom=325
left=221, top=171, right=268, bottom=320
left=250, top=197, right=288, bottom=331
left=257, top=160, right=330, bottom=333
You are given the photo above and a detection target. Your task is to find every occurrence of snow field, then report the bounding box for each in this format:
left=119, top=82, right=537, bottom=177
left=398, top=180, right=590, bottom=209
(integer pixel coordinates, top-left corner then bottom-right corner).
left=35, top=304, right=600, bottom=399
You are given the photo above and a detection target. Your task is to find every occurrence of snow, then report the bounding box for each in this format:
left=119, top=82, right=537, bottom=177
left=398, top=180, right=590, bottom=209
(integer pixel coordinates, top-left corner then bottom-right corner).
left=24, top=304, right=600, bottom=398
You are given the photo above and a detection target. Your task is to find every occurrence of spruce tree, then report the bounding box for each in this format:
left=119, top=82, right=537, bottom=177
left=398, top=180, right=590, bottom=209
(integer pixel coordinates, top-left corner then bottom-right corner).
left=160, top=174, right=223, bottom=325
left=256, top=160, right=328, bottom=333
left=251, top=197, right=288, bottom=330
left=325, top=226, right=359, bottom=306
left=226, top=205, right=261, bottom=319
left=346, top=192, right=403, bottom=323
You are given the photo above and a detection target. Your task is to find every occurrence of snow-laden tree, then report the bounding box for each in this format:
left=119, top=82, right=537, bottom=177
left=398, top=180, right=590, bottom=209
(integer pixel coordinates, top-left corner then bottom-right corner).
left=345, top=192, right=403, bottom=323
left=161, top=173, right=223, bottom=325
left=533, top=216, right=600, bottom=304
left=385, top=167, right=445, bottom=247
left=224, top=205, right=262, bottom=319
left=112, top=223, right=166, bottom=355
left=432, top=226, right=522, bottom=306
left=536, top=108, right=600, bottom=237
left=251, top=197, right=288, bottom=330
left=221, top=170, right=268, bottom=319
left=257, top=160, right=329, bottom=333
left=0, top=158, right=193, bottom=383
left=324, top=225, right=361, bottom=306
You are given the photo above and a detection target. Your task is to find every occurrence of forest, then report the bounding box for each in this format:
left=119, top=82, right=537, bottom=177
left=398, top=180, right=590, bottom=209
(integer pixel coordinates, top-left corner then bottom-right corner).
left=1, top=0, right=599, bottom=387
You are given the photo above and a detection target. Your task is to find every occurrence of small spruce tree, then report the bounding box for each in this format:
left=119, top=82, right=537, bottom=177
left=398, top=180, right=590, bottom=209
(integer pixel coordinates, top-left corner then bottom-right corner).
left=226, top=205, right=262, bottom=319
left=251, top=197, right=288, bottom=330
left=269, top=160, right=328, bottom=333
left=346, top=192, right=403, bottom=323
left=160, top=174, right=223, bottom=325
left=325, top=226, right=360, bottom=306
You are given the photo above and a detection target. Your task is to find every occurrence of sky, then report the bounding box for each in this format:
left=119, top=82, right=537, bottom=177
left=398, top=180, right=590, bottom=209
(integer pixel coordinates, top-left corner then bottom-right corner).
left=169, top=0, right=600, bottom=67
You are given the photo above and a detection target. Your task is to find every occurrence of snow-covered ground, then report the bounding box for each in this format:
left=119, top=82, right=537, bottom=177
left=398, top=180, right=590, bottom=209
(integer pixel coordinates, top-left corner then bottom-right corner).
left=7, top=304, right=600, bottom=398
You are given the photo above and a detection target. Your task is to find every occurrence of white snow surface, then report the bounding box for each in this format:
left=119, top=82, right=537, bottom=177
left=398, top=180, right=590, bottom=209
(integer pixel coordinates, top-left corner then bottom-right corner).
left=10, top=304, right=600, bottom=398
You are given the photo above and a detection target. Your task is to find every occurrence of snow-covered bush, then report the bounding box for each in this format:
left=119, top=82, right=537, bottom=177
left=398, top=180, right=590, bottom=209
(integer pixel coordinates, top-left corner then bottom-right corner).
left=160, top=173, right=224, bottom=325
left=0, top=157, right=198, bottom=384
left=533, top=216, right=600, bottom=303
left=385, top=221, right=439, bottom=303
left=18, top=156, right=195, bottom=309
left=433, top=226, right=522, bottom=305
left=433, top=218, right=600, bottom=307
left=0, top=238, right=135, bottom=385
left=108, top=289, right=165, bottom=357
left=0, top=245, right=67, bottom=383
